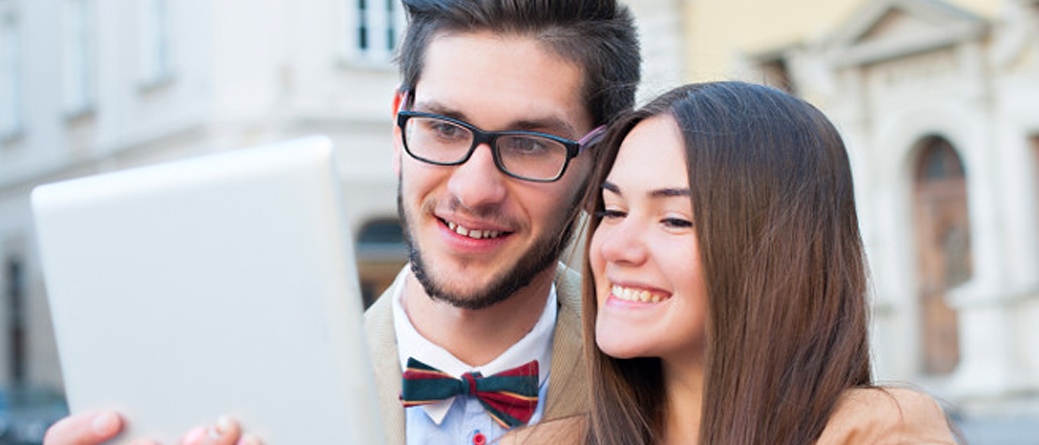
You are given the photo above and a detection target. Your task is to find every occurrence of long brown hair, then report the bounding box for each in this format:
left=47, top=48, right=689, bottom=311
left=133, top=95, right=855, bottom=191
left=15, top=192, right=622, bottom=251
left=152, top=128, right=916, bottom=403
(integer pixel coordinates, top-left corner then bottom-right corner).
left=581, top=82, right=873, bottom=445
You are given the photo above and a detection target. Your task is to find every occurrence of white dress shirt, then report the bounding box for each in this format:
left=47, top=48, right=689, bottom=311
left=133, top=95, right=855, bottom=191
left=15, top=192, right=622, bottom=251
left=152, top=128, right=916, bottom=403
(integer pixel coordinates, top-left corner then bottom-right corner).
left=389, top=267, right=557, bottom=445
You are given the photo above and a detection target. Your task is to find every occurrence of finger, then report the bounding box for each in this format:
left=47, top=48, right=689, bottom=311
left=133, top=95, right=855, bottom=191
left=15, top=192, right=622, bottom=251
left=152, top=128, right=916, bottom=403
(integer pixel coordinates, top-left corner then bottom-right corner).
left=44, top=411, right=124, bottom=445
left=181, top=416, right=241, bottom=445
left=236, top=434, right=262, bottom=445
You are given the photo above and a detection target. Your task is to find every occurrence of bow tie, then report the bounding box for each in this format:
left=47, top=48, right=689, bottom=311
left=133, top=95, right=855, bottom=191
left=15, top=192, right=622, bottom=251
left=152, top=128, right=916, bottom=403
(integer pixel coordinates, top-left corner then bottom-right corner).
left=400, top=357, right=540, bottom=429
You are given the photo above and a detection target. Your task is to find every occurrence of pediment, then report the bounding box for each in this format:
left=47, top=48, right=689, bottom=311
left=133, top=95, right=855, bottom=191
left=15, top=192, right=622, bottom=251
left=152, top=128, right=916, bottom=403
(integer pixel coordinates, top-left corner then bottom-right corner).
left=824, top=0, right=987, bottom=67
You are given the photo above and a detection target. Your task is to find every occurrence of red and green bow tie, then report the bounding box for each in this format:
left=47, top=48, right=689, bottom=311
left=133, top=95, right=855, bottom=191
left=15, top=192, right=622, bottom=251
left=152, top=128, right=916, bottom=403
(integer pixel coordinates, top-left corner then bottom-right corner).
left=400, top=357, right=540, bottom=429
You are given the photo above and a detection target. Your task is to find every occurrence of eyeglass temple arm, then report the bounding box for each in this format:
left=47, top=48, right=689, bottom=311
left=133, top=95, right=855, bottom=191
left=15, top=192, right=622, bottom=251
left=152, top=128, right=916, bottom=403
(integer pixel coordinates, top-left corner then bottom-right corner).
left=577, top=125, right=608, bottom=154
left=396, top=89, right=411, bottom=115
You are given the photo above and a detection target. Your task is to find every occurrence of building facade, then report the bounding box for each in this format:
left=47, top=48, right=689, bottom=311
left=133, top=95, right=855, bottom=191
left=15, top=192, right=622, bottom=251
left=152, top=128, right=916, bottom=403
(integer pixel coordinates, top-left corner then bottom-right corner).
left=735, top=0, right=1039, bottom=417
left=0, top=0, right=418, bottom=391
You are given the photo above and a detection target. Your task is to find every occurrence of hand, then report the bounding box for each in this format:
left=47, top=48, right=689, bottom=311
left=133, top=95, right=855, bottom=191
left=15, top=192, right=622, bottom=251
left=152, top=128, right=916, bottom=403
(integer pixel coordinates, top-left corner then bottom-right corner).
left=44, top=411, right=123, bottom=445
left=44, top=411, right=261, bottom=445
left=174, top=416, right=261, bottom=445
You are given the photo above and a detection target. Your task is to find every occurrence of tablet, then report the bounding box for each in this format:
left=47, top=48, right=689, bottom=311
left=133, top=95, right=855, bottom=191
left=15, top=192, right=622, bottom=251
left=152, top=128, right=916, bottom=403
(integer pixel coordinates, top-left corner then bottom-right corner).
left=32, top=136, right=385, bottom=444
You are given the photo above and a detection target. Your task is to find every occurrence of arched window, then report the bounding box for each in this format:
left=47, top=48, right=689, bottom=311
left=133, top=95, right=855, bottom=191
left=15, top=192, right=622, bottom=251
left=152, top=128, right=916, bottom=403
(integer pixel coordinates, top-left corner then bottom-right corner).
left=912, top=135, right=970, bottom=375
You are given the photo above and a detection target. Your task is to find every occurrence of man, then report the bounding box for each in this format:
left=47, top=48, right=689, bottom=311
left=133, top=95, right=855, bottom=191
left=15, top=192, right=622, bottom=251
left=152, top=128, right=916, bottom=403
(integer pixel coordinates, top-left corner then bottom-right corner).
left=43, top=1, right=640, bottom=444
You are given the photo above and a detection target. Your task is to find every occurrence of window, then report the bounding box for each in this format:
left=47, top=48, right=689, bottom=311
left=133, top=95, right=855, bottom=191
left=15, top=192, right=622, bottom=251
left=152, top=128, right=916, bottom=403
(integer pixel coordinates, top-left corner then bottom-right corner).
left=63, top=0, right=96, bottom=115
left=347, top=0, right=405, bottom=64
left=139, top=0, right=172, bottom=86
left=0, top=13, right=22, bottom=138
left=5, top=257, right=26, bottom=384
left=752, top=52, right=797, bottom=96
left=911, top=136, right=969, bottom=375
left=355, top=218, right=407, bottom=308
left=1033, top=135, right=1039, bottom=237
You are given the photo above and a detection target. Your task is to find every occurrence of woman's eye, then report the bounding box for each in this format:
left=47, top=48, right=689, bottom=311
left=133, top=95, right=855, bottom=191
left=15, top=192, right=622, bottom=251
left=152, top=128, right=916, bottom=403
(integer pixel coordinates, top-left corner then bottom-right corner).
left=662, top=217, right=693, bottom=229
left=595, top=209, right=626, bottom=220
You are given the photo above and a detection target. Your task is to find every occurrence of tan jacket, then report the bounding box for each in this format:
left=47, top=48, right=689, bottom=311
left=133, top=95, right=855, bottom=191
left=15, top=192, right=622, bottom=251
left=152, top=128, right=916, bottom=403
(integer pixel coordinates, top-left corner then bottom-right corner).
left=363, top=265, right=588, bottom=445
left=816, top=388, right=958, bottom=445
left=504, top=387, right=958, bottom=445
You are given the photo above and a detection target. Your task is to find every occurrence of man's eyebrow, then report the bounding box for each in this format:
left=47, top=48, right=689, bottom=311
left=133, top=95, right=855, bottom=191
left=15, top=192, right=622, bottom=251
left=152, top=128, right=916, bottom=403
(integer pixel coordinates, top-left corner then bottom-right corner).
left=413, top=100, right=468, bottom=121
left=511, top=118, right=577, bottom=139
left=413, top=100, right=577, bottom=138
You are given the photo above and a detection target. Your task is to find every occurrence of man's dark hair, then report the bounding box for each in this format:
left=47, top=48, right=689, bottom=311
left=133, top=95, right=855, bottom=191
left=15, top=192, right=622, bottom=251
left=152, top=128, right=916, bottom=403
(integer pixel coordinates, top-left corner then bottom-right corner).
left=397, top=0, right=641, bottom=127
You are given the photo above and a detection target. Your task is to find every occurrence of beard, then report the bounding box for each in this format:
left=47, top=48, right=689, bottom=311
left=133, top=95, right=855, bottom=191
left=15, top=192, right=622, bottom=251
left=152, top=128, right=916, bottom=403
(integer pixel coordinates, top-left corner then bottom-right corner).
left=396, top=182, right=580, bottom=310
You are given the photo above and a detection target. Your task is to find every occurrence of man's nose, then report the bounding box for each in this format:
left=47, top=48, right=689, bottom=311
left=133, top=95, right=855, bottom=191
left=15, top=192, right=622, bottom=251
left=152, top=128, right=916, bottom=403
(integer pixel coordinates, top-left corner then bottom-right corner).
left=446, top=143, right=508, bottom=210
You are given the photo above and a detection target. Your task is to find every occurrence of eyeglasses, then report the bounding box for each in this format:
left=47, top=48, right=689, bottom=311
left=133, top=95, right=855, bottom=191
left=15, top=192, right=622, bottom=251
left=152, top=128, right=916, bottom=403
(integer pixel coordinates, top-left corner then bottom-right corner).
left=397, top=110, right=606, bottom=182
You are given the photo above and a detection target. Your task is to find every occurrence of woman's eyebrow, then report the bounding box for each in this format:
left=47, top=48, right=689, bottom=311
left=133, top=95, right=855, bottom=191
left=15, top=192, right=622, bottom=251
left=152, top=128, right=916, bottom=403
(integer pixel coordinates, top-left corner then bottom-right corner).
left=602, top=182, right=691, bottom=198
left=650, top=188, right=692, bottom=198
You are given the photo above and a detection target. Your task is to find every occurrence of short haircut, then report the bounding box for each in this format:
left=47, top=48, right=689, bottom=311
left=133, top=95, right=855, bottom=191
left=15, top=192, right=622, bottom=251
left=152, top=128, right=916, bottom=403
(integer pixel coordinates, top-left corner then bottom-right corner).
left=397, top=0, right=641, bottom=127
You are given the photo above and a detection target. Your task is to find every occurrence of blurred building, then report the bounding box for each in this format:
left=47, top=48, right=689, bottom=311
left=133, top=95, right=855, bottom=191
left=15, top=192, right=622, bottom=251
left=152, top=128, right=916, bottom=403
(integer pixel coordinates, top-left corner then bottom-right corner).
left=0, top=0, right=404, bottom=392
left=0, top=0, right=683, bottom=396
left=715, top=0, right=1039, bottom=421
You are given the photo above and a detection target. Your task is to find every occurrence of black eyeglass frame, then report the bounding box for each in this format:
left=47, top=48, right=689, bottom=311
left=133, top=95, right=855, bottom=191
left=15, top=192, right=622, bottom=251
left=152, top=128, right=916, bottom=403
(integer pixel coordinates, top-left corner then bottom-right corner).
left=396, top=110, right=606, bottom=183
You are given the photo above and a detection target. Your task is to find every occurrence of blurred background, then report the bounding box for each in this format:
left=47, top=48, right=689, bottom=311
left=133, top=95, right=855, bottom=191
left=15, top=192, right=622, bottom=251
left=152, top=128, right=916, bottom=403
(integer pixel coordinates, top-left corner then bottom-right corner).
left=0, top=0, right=1037, bottom=443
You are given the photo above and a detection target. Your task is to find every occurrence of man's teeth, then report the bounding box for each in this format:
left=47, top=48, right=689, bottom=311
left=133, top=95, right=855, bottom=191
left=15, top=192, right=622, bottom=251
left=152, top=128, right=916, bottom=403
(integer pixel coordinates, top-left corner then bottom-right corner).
left=612, top=284, right=666, bottom=303
left=447, top=221, right=502, bottom=240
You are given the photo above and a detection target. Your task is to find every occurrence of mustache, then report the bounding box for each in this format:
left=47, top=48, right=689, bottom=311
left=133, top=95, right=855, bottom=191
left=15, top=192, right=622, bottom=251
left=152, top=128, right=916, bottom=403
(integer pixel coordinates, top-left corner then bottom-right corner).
left=424, top=195, right=524, bottom=230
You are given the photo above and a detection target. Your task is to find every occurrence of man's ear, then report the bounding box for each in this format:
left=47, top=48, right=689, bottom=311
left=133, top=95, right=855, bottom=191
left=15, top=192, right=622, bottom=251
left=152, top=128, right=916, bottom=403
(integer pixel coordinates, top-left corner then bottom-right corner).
left=392, top=88, right=405, bottom=117
left=391, top=89, right=406, bottom=175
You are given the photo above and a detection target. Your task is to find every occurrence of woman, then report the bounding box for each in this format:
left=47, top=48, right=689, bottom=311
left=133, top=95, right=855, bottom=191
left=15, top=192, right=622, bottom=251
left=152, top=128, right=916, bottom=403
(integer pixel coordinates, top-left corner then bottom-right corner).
left=511, top=82, right=957, bottom=445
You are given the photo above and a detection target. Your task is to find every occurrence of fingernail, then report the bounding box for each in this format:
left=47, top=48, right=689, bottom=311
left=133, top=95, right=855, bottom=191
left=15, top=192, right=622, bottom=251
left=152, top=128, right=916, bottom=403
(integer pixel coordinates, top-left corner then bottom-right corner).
left=91, top=412, right=119, bottom=436
left=237, top=434, right=261, bottom=445
left=183, top=426, right=207, bottom=445
left=216, top=416, right=234, bottom=435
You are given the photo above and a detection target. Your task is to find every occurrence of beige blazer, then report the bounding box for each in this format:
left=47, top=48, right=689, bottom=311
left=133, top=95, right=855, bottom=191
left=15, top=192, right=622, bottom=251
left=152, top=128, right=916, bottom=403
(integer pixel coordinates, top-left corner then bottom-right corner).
left=363, top=264, right=588, bottom=445
left=502, top=387, right=958, bottom=445
left=815, top=388, right=958, bottom=445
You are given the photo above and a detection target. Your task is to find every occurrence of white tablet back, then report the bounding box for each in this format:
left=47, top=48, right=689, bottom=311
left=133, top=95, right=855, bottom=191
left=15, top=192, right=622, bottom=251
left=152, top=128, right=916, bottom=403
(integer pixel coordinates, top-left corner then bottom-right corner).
left=32, top=136, right=384, bottom=444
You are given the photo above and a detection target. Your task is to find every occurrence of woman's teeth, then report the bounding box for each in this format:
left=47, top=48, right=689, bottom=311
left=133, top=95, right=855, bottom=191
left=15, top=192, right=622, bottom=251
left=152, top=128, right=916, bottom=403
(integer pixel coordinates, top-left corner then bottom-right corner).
left=447, top=221, right=502, bottom=240
left=611, top=284, right=668, bottom=303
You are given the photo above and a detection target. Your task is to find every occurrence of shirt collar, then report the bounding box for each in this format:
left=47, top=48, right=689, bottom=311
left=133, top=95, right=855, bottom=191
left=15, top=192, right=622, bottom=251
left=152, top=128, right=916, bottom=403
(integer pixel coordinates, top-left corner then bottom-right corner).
left=390, top=266, right=557, bottom=425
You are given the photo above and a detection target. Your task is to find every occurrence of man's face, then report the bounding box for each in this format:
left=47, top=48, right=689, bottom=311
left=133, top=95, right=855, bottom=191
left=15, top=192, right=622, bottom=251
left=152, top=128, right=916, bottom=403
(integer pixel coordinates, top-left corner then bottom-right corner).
left=394, top=30, right=594, bottom=310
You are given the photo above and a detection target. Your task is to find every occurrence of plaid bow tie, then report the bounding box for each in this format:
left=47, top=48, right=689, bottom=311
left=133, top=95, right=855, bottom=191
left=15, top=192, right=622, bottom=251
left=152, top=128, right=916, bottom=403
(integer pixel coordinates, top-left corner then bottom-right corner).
left=400, top=357, right=540, bottom=429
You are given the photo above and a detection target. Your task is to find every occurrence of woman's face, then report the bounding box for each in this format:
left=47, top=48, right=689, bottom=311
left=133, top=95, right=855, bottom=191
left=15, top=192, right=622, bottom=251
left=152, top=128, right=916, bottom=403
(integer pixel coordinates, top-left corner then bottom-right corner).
left=590, top=115, right=708, bottom=365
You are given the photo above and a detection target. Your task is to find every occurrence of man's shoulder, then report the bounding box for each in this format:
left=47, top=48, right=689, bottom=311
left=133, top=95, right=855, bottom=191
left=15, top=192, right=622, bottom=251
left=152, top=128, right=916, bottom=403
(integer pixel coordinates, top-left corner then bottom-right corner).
left=360, top=283, right=406, bottom=445
left=363, top=284, right=397, bottom=342
left=553, top=262, right=583, bottom=310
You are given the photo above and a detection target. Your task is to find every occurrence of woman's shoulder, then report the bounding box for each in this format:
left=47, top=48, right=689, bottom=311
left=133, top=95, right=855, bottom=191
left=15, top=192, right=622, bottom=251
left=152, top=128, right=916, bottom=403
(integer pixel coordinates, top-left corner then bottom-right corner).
left=816, top=387, right=957, bottom=445
left=500, top=416, right=587, bottom=445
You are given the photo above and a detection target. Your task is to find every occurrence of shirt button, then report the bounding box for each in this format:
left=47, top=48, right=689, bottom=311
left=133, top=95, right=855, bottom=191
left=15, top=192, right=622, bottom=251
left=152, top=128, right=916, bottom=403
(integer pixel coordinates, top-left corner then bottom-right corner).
left=472, top=431, right=487, bottom=445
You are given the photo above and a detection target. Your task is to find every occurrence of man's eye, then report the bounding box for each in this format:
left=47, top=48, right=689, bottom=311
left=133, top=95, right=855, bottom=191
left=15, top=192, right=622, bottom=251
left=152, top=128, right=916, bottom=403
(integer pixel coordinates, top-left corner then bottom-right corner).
left=420, top=119, right=468, bottom=142
left=431, top=122, right=463, bottom=137
left=502, top=137, right=550, bottom=156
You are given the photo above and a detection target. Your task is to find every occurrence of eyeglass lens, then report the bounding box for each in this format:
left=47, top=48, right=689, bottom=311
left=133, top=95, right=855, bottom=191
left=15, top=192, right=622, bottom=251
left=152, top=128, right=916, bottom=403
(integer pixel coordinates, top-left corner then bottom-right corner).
left=404, top=116, right=569, bottom=180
